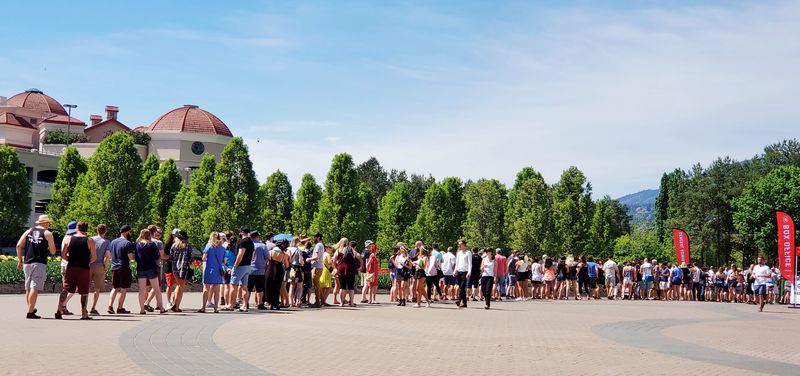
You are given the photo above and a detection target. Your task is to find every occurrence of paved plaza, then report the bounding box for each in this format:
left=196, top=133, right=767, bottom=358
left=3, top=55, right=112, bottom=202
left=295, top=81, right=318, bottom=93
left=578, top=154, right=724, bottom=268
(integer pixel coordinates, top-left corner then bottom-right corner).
left=2, top=292, right=798, bottom=376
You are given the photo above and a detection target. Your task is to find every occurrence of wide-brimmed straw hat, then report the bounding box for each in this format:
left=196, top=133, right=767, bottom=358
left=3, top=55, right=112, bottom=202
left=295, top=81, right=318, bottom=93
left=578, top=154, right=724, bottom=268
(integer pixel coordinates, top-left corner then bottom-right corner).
left=35, top=215, right=52, bottom=224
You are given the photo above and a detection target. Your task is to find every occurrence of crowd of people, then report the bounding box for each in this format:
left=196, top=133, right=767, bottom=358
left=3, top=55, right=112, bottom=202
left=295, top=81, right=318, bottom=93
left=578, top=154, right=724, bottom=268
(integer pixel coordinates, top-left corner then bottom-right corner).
left=15, top=214, right=788, bottom=319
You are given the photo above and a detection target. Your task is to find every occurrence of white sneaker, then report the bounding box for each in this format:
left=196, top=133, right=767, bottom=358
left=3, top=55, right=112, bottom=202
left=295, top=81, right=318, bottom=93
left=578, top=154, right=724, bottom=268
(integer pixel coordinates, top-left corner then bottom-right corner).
left=515, top=297, right=522, bottom=301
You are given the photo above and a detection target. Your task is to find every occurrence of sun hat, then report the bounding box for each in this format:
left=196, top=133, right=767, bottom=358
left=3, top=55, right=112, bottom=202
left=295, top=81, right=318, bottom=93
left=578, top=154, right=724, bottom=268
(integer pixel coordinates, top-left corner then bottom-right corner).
left=35, top=215, right=52, bottom=224
left=65, top=221, right=78, bottom=235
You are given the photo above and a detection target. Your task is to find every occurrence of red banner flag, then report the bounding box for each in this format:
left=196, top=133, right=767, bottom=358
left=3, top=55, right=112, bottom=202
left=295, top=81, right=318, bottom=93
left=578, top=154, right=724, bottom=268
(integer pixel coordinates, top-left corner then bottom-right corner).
left=776, top=211, right=795, bottom=281
left=672, top=228, right=690, bottom=265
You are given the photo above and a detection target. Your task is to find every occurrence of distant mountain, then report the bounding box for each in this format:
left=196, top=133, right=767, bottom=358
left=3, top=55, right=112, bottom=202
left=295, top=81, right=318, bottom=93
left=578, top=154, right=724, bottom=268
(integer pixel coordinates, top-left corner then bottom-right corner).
left=616, top=189, right=659, bottom=224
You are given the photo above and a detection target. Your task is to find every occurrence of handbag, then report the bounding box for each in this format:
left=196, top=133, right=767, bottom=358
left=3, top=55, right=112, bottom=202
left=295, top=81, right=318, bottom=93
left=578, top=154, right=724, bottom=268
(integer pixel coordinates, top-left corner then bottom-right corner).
left=365, top=273, right=376, bottom=283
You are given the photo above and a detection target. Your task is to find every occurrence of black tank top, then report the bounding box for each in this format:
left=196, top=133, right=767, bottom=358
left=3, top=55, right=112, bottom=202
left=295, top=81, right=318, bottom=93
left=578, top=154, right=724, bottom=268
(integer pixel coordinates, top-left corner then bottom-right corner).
left=24, top=226, right=49, bottom=265
left=67, top=236, right=91, bottom=269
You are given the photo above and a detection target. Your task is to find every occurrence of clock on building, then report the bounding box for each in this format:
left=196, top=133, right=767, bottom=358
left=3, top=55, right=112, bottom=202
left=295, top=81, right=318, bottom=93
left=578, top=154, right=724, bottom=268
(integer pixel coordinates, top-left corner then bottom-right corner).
left=191, top=141, right=205, bottom=155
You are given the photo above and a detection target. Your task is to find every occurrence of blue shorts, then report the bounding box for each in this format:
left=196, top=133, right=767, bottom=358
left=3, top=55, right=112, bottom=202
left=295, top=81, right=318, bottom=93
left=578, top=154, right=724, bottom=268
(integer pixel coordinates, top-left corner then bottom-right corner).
left=753, top=284, right=767, bottom=296
left=444, top=275, right=457, bottom=285
left=231, top=265, right=252, bottom=286
left=495, top=275, right=508, bottom=287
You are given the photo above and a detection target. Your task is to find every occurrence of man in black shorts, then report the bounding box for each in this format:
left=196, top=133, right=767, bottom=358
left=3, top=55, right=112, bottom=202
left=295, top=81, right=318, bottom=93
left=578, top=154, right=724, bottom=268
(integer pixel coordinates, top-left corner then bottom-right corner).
left=107, top=225, right=135, bottom=314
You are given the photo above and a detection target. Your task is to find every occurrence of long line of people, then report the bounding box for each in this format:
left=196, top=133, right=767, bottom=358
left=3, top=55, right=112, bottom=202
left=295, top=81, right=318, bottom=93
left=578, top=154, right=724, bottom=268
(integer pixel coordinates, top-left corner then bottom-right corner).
left=15, top=214, right=783, bottom=319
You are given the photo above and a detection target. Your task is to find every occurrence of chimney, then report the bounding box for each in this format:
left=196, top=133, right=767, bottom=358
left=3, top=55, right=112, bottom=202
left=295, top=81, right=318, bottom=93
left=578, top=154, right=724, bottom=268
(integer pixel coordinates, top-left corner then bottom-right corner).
left=105, top=105, right=119, bottom=120
left=89, top=115, right=102, bottom=126
left=0, top=96, right=7, bottom=106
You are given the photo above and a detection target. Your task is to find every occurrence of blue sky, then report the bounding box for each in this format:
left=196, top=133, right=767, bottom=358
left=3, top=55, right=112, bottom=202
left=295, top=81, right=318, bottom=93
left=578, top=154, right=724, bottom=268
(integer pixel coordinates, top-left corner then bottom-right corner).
left=2, top=1, right=799, bottom=198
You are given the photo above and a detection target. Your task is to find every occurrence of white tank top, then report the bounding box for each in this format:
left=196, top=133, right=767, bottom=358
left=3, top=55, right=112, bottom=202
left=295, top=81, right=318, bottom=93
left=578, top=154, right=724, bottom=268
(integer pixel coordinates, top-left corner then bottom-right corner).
left=531, top=262, right=543, bottom=281
left=482, top=257, right=495, bottom=277
left=425, top=255, right=438, bottom=276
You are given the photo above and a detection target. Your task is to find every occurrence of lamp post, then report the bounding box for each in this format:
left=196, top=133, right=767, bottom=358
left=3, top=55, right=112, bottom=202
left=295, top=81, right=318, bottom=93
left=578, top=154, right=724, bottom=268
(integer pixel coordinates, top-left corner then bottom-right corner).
left=63, top=104, right=77, bottom=145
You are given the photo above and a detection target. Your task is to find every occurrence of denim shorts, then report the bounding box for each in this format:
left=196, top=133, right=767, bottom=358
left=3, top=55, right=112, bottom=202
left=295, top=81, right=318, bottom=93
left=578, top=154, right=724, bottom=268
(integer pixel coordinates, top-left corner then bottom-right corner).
left=231, top=265, right=252, bottom=286
left=753, top=284, right=767, bottom=296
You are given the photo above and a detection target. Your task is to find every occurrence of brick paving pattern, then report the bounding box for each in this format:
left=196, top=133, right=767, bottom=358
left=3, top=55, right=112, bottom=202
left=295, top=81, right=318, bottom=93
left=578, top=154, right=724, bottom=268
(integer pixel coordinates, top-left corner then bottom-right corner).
left=1, top=293, right=797, bottom=375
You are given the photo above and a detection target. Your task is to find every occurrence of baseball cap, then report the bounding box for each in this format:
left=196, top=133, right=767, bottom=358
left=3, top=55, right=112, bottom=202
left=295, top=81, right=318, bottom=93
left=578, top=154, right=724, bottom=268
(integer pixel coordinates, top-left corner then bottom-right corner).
left=65, top=221, right=78, bottom=235
left=239, top=226, right=250, bottom=234
left=250, top=230, right=261, bottom=238
left=119, top=225, right=132, bottom=234
left=365, top=240, right=374, bottom=247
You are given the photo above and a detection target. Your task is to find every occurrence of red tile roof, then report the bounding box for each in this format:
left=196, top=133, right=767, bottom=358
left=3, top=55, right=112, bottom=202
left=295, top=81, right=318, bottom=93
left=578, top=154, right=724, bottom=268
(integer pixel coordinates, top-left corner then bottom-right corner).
left=148, top=105, right=232, bottom=137
left=85, top=118, right=130, bottom=132
left=0, top=111, right=34, bottom=129
left=6, top=89, right=68, bottom=115
left=42, top=114, right=86, bottom=126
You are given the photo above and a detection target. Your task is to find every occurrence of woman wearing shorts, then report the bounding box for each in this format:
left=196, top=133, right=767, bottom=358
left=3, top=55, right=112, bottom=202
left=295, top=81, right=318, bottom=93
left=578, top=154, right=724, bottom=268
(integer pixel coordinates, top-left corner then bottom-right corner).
left=577, top=256, right=588, bottom=300
left=555, top=256, right=567, bottom=299
left=287, top=238, right=305, bottom=308
left=543, top=256, right=556, bottom=300
left=135, top=229, right=165, bottom=315
left=394, top=247, right=411, bottom=306
left=199, top=232, right=225, bottom=313
left=414, top=248, right=431, bottom=308
left=659, top=263, right=671, bottom=300
left=670, top=264, right=683, bottom=301
left=515, top=253, right=531, bottom=301
left=169, top=231, right=192, bottom=312
left=565, top=257, right=578, bottom=300
left=530, top=257, right=544, bottom=299
left=622, top=262, right=634, bottom=300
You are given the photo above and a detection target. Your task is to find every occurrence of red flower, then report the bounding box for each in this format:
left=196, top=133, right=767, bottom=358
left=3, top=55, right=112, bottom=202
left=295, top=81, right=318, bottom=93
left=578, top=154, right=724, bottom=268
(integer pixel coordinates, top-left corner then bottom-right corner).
left=191, top=260, right=201, bottom=268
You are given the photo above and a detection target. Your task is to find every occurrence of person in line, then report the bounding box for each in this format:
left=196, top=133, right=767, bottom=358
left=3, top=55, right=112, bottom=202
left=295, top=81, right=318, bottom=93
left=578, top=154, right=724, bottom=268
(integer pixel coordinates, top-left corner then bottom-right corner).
left=565, top=256, right=578, bottom=300
left=319, top=243, right=334, bottom=306
left=441, top=247, right=457, bottom=300
left=753, top=256, right=771, bottom=312
left=431, top=243, right=445, bottom=301
left=659, top=262, right=672, bottom=301
left=300, top=240, right=314, bottom=305
left=480, top=248, right=496, bottom=309
left=248, top=231, right=268, bottom=310
left=586, top=256, right=599, bottom=299
left=108, top=225, right=135, bottom=314
left=143, top=225, right=164, bottom=311
left=228, top=227, right=254, bottom=311
left=424, top=245, right=439, bottom=304
left=135, top=229, right=165, bottom=315
left=542, top=256, right=555, bottom=300
left=359, top=240, right=371, bottom=304
left=453, top=240, right=472, bottom=308
left=639, top=259, right=653, bottom=300
left=576, top=256, right=588, bottom=300
left=506, top=252, right=518, bottom=300
left=530, top=256, right=544, bottom=299
left=221, top=232, right=236, bottom=308
left=169, top=230, right=192, bottom=312
left=198, top=232, right=226, bottom=313
left=305, top=233, right=325, bottom=308
left=335, top=238, right=360, bottom=307
left=330, top=239, right=346, bottom=305
left=670, top=263, right=683, bottom=301
left=603, top=257, right=618, bottom=300
left=288, top=237, right=306, bottom=308
left=516, top=252, right=531, bottom=301
left=16, top=215, right=57, bottom=319
left=414, top=247, right=432, bottom=308
left=555, top=256, right=567, bottom=299
left=622, top=261, right=635, bottom=300
left=266, top=241, right=289, bottom=310
left=365, top=240, right=380, bottom=304
left=57, top=221, right=96, bottom=320
left=469, top=247, right=482, bottom=301
left=395, top=246, right=412, bottom=306
left=59, top=221, right=78, bottom=314
left=280, top=238, right=294, bottom=308
left=493, top=249, right=507, bottom=301
left=88, top=224, right=110, bottom=316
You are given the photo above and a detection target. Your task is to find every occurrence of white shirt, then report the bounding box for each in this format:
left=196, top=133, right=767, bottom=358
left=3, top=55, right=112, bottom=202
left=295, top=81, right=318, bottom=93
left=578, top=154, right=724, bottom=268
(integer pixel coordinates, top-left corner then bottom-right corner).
left=531, top=262, right=543, bottom=281
left=395, top=255, right=408, bottom=269
left=425, top=255, right=438, bottom=276
left=516, top=257, right=529, bottom=272
left=481, top=256, right=495, bottom=277
left=641, top=262, right=652, bottom=278
left=441, top=252, right=456, bottom=274
left=455, top=250, right=472, bottom=273
left=753, top=264, right=771, bottom=286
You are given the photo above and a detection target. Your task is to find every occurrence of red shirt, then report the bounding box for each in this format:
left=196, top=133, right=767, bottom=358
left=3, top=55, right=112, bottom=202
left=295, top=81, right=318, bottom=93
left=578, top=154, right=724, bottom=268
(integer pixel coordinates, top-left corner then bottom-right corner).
left=367, top=253, right=380, bottom=274
left=495, top=255, right=507, bottom=277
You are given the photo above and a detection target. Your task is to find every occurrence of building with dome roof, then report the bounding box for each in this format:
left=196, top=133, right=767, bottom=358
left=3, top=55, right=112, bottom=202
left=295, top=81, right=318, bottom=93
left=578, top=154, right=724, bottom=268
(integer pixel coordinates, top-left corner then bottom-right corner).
left=0, top=89, right=234, bottom=225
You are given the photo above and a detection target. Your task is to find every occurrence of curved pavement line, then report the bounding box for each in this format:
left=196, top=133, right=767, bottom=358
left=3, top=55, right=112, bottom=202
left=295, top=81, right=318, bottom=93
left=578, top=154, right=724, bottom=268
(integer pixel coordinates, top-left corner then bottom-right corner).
left=120, top=313, right=273, bottom=376
left=592, top=304, right=797, bottom=376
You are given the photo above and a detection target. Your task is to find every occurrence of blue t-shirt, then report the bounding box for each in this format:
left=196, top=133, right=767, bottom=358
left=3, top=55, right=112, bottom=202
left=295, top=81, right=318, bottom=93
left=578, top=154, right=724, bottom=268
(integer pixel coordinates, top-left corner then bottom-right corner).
left=204, top=244, right=225, bottom=272
left=587, top=261, right=598, bottom=278
left=250, top=241, right=269, bottom=275
left=224, top=249, right=236, bottom=270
